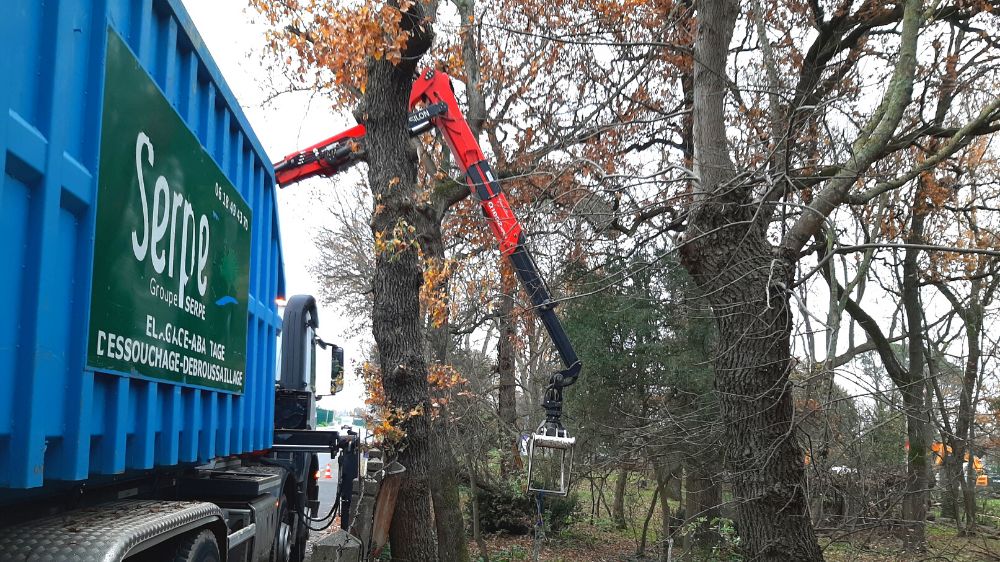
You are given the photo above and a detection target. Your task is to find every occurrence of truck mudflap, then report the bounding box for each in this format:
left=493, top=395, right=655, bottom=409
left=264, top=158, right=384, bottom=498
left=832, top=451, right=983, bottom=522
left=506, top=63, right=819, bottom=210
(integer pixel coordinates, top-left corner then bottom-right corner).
left=0, top=500, right=226, bottom=561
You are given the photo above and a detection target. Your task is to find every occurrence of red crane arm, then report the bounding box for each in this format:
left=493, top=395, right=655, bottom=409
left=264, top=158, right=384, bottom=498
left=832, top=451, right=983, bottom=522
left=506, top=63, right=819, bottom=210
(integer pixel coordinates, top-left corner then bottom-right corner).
left=408, top=69, right=486, bottom=171
left=273, top=124, right=366, bottom=186
left=409, top=69, right=523, bottom=257
left=272, top=68, right=581, bottom=437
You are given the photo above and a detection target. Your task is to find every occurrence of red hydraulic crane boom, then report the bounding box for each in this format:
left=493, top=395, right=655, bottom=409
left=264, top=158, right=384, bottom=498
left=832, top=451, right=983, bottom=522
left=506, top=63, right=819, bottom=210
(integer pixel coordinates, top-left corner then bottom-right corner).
left=274, top=68, right=580, bottom=495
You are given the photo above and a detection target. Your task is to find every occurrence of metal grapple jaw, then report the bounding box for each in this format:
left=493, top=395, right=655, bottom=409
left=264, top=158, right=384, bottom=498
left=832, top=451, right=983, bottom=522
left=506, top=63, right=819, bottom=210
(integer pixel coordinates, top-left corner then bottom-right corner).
left=526, top=366, right=579, bottom=496
left=527, top=422, right=576, bottom=496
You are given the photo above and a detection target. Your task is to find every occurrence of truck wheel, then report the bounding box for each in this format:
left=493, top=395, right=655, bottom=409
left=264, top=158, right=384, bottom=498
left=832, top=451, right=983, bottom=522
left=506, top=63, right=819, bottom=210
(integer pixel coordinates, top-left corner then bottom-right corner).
left=292, top=512, right=309, bottom=562
left=171, top=529, right=221, bottom=562
left=272, top=494, right=293, bottom=562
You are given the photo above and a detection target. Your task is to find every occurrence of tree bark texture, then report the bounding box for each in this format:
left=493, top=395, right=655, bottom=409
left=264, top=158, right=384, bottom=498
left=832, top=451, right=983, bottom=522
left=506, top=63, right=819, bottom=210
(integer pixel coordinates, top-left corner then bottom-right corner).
left=942, top=453, right=964, bottom=523
left=655, top=463, right=674, bottom=562
left=637, top=480, right=662, bottom=558
left=959, top=315, right=981, bottom=535
left=900, top=178, right=931, bottom=550
left=900, top=386, right=929, bottom=548
left=498, top=264, right=518, bottom=478
left=680, top=0, right=822, bottom=558
left=681, top=226, right=820, bottom=560
left=418, top=215, right=470, bottom=562
left=612, top=465, right=628, bottom=530
left=937, top=278, right=985, bottom=535
left=683, top=463, right=721, bottom=549
left=364, top=5, right=437, bottom=560
left=427, top=432, right=467, bottom=562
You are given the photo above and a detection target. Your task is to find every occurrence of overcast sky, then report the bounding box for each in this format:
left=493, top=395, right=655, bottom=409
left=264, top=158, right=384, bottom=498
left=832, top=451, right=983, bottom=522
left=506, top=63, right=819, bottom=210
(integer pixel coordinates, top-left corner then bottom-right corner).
left=181, top=0, right=367, bottom=412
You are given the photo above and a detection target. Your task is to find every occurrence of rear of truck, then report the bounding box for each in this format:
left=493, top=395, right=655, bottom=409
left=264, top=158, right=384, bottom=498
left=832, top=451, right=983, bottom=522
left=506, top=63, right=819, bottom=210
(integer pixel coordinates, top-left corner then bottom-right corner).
left=0, top=1, right=339, bottom=560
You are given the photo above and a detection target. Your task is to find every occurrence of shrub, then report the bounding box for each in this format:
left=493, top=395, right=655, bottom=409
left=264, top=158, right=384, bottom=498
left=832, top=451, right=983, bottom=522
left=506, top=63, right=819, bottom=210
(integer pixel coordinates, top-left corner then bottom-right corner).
left=476, top=484, right=534, bottom=534
left=544, top=493, right=579, bottom=532
left=467, top=477, right=580, bottom=535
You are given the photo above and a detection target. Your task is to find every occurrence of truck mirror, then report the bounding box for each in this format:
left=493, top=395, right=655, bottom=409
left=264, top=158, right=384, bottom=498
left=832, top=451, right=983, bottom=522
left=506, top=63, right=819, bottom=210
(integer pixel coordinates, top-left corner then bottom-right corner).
left=330, top=345, right=344, bottom=396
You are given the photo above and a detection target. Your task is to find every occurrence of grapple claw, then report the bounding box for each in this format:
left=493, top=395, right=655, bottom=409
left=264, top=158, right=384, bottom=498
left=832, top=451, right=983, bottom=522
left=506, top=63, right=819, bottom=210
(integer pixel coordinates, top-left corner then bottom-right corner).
left=527, top=423, right=575, bottom=496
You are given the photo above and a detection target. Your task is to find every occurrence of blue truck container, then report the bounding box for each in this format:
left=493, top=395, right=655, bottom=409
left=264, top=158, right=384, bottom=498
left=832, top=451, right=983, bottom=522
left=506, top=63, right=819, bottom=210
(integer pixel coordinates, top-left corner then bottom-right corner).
left=0, top=0, right=285, bottom=490
left=0, top=3, right=353, bottom=559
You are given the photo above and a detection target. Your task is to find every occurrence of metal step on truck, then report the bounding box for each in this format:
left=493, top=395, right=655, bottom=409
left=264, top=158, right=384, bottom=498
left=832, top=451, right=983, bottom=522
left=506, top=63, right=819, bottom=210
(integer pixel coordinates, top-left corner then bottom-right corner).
left=0, top=1, right=361, bottom=560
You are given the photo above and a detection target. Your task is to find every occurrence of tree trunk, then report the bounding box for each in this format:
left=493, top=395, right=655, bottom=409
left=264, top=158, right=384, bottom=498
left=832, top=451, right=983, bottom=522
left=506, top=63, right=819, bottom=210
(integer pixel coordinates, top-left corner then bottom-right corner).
left=655, top=464, right=673, bottom=562
left=596, top=472, right=612, bottom=519
left=900, top=386, right=928, bottom=549
left=683, top=463, right=721, bottom=549
left=637, top=479, right=662, bottom=558
left=823, top=210, right=931, bottom=551
left=680, top=3, right=822, bottom=558
left=963, top=368, right=983, bottom=536
left=934, top=264, right=995, bottom=538
left=899, top=174, right=932, bottom=550
left=929, top=359, right=963, bottom=529
left=468, top=455, right=490, bottom=562
left=937, top=278, right=984, bottom=536
left=680, top=242, right=818, bottom=560
left=612, top=465, right=628, bottom=529
left=419, top=191, right=470, bottom=562
left=963, top=442, right=978, bottom=533
left=941, top=444, right=964, bottom=525
left=364, top=5, right=437, bottom=559
left=428, top=412, right=469, bottom=562
left=498, top=264, right=518, bottom=477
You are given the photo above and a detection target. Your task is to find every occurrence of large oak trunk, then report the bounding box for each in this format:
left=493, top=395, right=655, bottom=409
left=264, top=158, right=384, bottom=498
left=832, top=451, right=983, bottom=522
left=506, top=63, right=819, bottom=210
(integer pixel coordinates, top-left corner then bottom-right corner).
left=681, top=224, right=821, bottom=560
left=364, top=7, right=437, bottom=559
left=681, top=0, right=822, bottom=558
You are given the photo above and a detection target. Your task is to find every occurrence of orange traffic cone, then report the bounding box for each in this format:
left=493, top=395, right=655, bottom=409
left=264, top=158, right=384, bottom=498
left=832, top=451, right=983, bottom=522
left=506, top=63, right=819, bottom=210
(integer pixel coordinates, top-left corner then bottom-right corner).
left=324, top=463, right=333, bottom=479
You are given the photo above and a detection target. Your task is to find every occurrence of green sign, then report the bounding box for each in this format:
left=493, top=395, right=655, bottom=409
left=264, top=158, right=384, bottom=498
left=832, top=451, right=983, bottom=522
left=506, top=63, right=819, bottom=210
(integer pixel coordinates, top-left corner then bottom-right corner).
left=87, top=31, right=251, bottom=393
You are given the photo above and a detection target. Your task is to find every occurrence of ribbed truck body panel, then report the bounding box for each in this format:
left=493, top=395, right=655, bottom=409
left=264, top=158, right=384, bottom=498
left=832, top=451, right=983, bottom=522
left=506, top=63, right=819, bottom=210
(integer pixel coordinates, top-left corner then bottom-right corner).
left=0, top=0, right=284, bottom=490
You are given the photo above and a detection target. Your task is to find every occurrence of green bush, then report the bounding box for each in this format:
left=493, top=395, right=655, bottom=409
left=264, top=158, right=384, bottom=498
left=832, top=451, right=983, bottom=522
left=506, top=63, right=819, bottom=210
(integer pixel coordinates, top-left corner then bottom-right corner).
left=467, top=477, right=580, bottom=535
left=544, top=493, right=579, bottom=532
left=678, top=516, right=741, bottom=561
left=473, top=482, right=534, bottom=534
